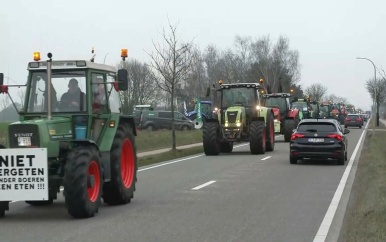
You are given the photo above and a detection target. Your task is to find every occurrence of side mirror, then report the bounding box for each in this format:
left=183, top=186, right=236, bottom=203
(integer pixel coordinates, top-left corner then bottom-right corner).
left=116, top=69, right=128, bottom=91
left=0, top=73, right=3, bottom=86
left=344, top=128, right=350, bottom=134
left=206, top=87, right=210, bottom=97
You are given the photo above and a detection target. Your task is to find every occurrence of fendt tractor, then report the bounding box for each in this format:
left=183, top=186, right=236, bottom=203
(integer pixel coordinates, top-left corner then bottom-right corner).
left=0, top=50, right=138, bottom=219
left=262, top=92, right=300, bottom=142
left=203, top=81, right=275, bottom=155
left=319, top=101, right=335, bottom=119
left=290, top=96, right=320, bottom=120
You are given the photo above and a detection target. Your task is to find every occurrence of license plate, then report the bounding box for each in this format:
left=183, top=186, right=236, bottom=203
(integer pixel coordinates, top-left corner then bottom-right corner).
left=308, top=138, right=324, bottom=143
left=18, top=137, right=31, bottom=146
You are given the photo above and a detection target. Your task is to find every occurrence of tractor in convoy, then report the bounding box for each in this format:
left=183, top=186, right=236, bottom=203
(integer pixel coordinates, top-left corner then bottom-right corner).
left=346, top=104, right=356, bottom=114
left=262, top=92, right=300, bottom=142
left=203, top=80, right=275, bottom=155
left=0, top=50, right=137, bottom=219
left=319, top=101, right=335, bottom=119
left=184, top=97, right=213, bottom=129
left=290, top=96, right=320, bottom=120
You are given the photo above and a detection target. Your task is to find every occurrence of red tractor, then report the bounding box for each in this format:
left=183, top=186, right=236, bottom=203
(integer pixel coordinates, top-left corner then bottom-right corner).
left=262, top=93, right=300, bottom=142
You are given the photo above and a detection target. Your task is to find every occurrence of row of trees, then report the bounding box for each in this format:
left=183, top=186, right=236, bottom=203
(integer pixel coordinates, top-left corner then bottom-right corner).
left=117, top=21, right=303, bottom=115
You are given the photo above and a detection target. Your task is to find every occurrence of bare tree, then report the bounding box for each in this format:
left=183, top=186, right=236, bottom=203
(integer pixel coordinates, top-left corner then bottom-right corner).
left=324, top=94, right=348, bottom=103
left=146, top=20, right=193, bottom=150
left=366, top=78, right=386, bottom=121
left=304, top=83, right=327, bottom=102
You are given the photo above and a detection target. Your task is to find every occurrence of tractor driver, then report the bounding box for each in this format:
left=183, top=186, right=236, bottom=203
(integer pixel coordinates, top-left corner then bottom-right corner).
left=59, top=78, right=86, bottom=112
left=92, top=77, right=106, bottom=112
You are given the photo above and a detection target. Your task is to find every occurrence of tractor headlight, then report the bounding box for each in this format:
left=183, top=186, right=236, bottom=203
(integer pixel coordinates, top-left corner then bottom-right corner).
left=256, top=105, right=261, bottom=110
left=225, top=122, right=229, bottom=127
left=236, top=122, right=241, bottom=127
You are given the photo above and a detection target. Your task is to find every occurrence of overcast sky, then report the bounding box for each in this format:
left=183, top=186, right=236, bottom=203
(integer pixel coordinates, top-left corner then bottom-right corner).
left=1, top=0, right=385, bottom=110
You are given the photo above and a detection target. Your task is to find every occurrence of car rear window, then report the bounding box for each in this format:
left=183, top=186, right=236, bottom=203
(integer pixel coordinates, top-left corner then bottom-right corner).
left=348, top=115, right=359, bottom=118
left=297, top=123, right=337, bottom=132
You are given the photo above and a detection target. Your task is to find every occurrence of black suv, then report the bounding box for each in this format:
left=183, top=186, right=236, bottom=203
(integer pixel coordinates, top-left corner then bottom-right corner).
left=290, top=119, right=350, bottom=165
left=139, top=110, right=194, bottom=131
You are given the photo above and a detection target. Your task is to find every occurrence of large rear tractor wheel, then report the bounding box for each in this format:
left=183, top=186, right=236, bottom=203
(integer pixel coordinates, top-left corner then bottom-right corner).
left=284, top=119, right=295, bottom=142
left=266, top=113, right=275, bottom=151
left=250, top=121, right=266, bottom=154
left=64, top=145, right=102, bottom=218
left=203, top=122, right=220, bottom=156
left=103, top=124, right=137, bottom=205
left=219, top=142, right=233, bottom=153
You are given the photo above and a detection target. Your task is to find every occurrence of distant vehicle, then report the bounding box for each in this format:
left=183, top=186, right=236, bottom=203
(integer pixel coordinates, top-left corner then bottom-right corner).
left=138, top=110, right=194, bottom=131
left=133, top=104, right=154, bottom=111
left=344, top=114, right=363, bottom=128
left=290, top=119, right=350, bottom=165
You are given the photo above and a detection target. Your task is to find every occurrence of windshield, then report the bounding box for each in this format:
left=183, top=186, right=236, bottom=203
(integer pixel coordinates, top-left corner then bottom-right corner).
left=265, top=97, right=287, bottom=111
left=221, top=87, right=257, bottom=108
left=27, top=70, right=87, bottom=113
left=291, top=101, right=308, bottom=111
left=319, top=105, right=330, bottom=116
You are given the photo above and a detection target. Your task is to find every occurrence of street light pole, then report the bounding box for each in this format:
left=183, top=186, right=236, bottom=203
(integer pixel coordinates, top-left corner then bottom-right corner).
left=356, top=57, right=379, bottom=127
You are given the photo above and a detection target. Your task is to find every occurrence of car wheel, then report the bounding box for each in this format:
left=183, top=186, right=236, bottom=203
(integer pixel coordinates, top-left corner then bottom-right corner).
left=146, top=124, right=155, bottom=131
left=290, top=155, right=297, bottom=164
left=344, top=125, right=347, bottom=128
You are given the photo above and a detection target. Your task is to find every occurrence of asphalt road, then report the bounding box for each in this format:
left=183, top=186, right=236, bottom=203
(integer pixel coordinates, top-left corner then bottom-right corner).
left=0, top=125, right=366, bottom=242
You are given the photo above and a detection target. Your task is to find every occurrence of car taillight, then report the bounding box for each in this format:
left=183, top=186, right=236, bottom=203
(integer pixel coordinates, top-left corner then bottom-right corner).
left=345, top=118, right=350, bottom=121
left=291, top=133, right=305, bottom=140
left=356, top=118, right=361, bottom=122
left=327, top=134, right=342, bottom=141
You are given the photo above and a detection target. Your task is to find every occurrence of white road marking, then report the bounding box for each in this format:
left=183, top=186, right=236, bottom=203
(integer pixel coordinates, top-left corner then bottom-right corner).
left=191, top=180, right=216, bottom=190
left=9, top=135, right=284, bottom=204
left=261, top=156, right=272, bottom=160
left=313, top=119, right=370, bottom=242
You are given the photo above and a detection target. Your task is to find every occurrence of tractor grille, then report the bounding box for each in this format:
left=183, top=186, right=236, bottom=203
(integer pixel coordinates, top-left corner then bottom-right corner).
left=8, top=124, right=40, bottom=148
left=227, top=111, right=238, bottom=123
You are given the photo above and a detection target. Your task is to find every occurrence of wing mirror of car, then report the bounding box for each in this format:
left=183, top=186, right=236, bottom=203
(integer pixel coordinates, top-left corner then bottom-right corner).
left=344, top=128, right=350, bottom=134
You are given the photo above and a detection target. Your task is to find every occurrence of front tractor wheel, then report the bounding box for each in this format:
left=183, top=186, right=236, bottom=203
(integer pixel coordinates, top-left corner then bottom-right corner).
left=250, top=120, right=266, bottom=154
left=266, top=113, right=275, bottom=151
left=203, top=122, right=220, bottom=156
left=284, top=119, right=295, bottom=142
left=103, top=124, right=138, bottom=205
left=64, top=145, right=102, bottom=218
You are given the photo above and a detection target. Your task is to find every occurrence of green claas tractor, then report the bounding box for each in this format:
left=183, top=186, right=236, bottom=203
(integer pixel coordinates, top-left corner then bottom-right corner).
left=0, top=50, right=137, bottom=219
left=203, top=81, right=275, bottom=155
left=290, top=96, right=320, bottom=120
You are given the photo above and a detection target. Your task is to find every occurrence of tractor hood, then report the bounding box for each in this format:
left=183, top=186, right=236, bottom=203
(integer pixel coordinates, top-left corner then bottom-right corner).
left=223, top=106, right=245, bottom=128
left=8, top=117, right=73, bottom=157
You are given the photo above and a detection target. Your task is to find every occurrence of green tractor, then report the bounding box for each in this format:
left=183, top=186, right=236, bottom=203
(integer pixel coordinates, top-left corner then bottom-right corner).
left=0, top=50, right=137, bottom=218
left=203, top=81, right=275, bottom=155
left=290, top=96, right=320, bottom=120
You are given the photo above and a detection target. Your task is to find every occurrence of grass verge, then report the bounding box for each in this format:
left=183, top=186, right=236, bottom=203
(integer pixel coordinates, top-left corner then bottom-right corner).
left=339, top=131, right=386, bottom=241
left=136, top=129, right=202, bottom=152
left=138, top=146, right=203, bottom=167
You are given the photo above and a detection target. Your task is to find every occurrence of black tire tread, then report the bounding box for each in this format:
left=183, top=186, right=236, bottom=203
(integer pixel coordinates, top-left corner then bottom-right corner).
left=266, top=112, right=275, bottom=151
left=203, top=122, right=220, bottom=155
left=284, top=119, right=295, bottom=142
left=64, top=145, right=102, bottom=218
left=249, top=121, right=266, bottom=154
left=103, top=124, right=138, bottom=205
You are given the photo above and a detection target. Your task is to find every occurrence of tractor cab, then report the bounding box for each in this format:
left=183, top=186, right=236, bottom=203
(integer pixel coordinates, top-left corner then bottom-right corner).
left=291, top=96, right=319, bottom=119
left=0, top=49, right=138, bottom=219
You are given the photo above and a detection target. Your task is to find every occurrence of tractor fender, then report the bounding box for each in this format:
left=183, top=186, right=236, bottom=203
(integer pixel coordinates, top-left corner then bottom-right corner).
left=272, top=107, right=280, bottom=120
left=287, top=108, right=299, bottom=119
left=119, top=115, right=137, bottom=136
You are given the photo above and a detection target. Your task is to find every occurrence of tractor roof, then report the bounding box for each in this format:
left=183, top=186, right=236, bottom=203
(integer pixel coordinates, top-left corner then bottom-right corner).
left=27, top=60, right=116, bottom=73
left=219, top=83, right=263, bottom=89
left=263, top=93, right=291, bottom=98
